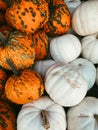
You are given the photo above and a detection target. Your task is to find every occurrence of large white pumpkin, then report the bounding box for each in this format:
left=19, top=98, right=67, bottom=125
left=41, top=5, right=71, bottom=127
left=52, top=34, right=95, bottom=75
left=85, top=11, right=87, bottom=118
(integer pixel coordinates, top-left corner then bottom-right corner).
left=17, top=96, right=66, bottom=130
left=45, top=62, right=88, bottom=107
left=72, top=0, right=98, bottom=36
left=81, top=33, right=98, bottom=64
left=67, top=96, right=98, bottom=130
left=71, top=58, right=96, bottom=90
left=50, top=34, right=81, bottom=63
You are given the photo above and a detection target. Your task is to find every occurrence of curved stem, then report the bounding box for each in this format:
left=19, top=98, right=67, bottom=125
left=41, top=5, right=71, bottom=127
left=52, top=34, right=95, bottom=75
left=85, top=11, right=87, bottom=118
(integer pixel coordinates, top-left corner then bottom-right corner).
left=6, top=58, right=20, bottom=76
left=41, top=110, right=50, bottom=130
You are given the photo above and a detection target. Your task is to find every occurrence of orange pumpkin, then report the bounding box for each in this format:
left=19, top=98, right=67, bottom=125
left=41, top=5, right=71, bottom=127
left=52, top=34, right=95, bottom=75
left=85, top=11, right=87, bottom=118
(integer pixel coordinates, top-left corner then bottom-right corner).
left=32, top=29, right=49, bottom=60
left=0, top=101, right=16, bottom=130
left=0, top=66, right=7, bottom=96
left=5, top=59, right=45, bottom=104
left=0, top=31, right=35, bottom=70
left=5, top=0, right=49, bottom=34
left=44, top=0, right=71, bottom=36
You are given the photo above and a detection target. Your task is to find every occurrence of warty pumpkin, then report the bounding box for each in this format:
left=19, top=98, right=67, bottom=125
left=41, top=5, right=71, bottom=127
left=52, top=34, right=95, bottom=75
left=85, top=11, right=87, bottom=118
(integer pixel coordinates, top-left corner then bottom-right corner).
left=32, top=29, right=49, bottom=60
left=5, top=0, right=49, bottom=34
left=0, top=101, right=16, bottom=130
left=43, top=0, right=71, bottom=36
left=0, top=31, right=35, bottom=70
left=5, top=58, right=45, bottom=104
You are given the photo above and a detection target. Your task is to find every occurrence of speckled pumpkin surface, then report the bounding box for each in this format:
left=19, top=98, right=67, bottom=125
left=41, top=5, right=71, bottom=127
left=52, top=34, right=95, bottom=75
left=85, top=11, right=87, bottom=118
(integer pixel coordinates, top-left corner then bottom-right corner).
left=44, top=0, right=71, bottom=36
left=0, top=31, right=35, bottom=70
left=0, top=101, right=16, bottom=130
left=5, top=0, right=49, bottom=34
left=5, top=69, right=45, bottom=104
left=32, top=29, right=49, bottom=60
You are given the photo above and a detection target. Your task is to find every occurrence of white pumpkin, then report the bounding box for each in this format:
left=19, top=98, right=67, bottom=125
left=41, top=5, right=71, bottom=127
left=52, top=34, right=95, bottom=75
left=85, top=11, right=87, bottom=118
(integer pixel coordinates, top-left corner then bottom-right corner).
left=71, top=58, right=96, bottom=90
left=17, top=96, right=67, bottom=130
left=50, top=34, right=81, bottom=63
left=33, top=60, right=55, bottom=78
left=72, top=0, right=98, bottom=36
left=45, top=62, right=88, bottom=107
left=64, top=0, right=81, bottom=15
left=67, top=96, right=98, bottom=130
left=81, top=33, right=98, bottom=64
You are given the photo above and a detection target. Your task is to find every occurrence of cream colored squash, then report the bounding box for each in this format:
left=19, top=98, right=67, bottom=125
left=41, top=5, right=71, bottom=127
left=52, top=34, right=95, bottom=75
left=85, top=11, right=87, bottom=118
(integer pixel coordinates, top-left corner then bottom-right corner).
left=71, top=58, right=96, bottom=90
left=17, top=96, right=67, bottom=130
left=64, top=0, right=81, bottom=15
left=33, top=60, right=55, bottom=78
left=50, top=34, right=81, bottom=63
left=72, top=0, right=98, bottom=36
left=67, top=96, right=98, bottom=130
left=81, top=33, right=98, bottom=64
left=45, top=62, right=88, bottom=107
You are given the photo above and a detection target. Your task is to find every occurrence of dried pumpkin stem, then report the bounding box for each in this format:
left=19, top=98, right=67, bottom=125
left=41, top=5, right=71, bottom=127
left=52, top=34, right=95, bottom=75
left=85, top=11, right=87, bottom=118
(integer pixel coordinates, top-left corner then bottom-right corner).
left=94, top=114, right=98, bottom=122
left=96, top=34, right=98, bottom=39
left=41, top=110, right=50, bottom=130
left=0, top=32, right=7, bottom=47
left=6, top=58, right=20, bottom=76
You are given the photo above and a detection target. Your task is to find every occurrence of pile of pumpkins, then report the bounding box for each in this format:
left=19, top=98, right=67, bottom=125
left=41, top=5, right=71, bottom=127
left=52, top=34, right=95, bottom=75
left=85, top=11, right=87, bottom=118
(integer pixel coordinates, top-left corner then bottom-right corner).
left=0, top=0, right=98, bottom=130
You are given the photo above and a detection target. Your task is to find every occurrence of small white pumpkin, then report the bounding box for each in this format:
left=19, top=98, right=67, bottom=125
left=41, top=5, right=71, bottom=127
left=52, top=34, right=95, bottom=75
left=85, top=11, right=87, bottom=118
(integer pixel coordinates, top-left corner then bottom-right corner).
left=72, top=0, right=98, bottom=36
left=71, top=58, right=96, bottom=90
left=81, top=33, right=98, bottom=64
left=45, top=62, right=88, bottom=107
left=64, top=0, right=81, bottom=15
left=50, top=34, right=81, bottom=63
left=17, top=96, right=67, bottom=130
left=67, top=96, right=98, bottom=130
left=33, top=60, right=55, bottom=78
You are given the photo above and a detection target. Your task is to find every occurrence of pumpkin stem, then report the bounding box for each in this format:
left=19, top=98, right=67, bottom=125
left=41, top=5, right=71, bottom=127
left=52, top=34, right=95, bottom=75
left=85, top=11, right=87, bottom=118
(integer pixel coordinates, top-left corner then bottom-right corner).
left=6, top=58, right=20, bottom=76
left=96, top=34, right=98, bottom=39
left=0, top=32, right=7, bottom=47
left=41, top=110, right=50, bottom=130
left=94, top=114, right=98, bottom=122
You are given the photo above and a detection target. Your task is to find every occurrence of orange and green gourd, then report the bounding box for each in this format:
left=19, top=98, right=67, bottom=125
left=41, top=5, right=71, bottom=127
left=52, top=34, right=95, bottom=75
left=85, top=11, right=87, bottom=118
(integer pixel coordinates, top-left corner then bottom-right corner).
left=5, top=0, right=49, bottom=34
left=32, top=29, right=49, bottom=60
left=44, top=0, right=71, bottom=36
left=0, top=101, right=16, bottom=130
left=5, top=59, right=45, bottom=104
left=0, top=31, right=35, bottom=70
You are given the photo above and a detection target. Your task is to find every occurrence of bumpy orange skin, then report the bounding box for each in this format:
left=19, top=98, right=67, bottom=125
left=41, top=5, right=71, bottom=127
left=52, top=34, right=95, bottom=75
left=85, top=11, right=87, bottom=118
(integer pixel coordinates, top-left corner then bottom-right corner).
left=5, top=0, right=49, bottom=34
left=5, top=69, right=45, bottom=104
left=44, top=0, right=71, bottom=36
left=0, top=31, right=35, bottom=70
left=0, top=101, right=16, bottom=130
left=32, top=30, right=49, bottom=60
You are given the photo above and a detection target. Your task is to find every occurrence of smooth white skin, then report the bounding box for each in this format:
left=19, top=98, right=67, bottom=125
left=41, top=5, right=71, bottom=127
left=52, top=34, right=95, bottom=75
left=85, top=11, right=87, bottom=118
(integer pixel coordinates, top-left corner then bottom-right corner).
left=81, top=33, right=98, bottom=64
left=50, top=34, right=81, bottom=63
left=72, top=0, right=98, bottom=36
left=67, top=96, right=98, bottom=130
left=33, top=60, right=55, bottom=78
left=17, top=96, right=66, bottom=130
left=45, top=62, right=88, bottom=107
left=71, top=58, right=96, bottom=90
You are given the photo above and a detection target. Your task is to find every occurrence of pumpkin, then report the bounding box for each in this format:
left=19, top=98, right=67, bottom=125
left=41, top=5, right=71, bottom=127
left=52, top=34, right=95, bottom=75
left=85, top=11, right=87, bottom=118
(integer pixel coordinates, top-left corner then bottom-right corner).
left=0, top=101, right=16, bottom=130
left=32, top=30, right=49, bottom=60
left=5, top=0, right=49, bottom=34
left=5, top=58, right=45, bottom=104
left=43, top=0, right=71, bottom=36
left=0, top=31, right=35, bottom=70
left=33, top=59, right=55, bottom=78
left=81, top=33, right=98, bottom=64
left=17, top=96, right=67, bottom=130
left=0, top=66, right=7, bottom=96
left=72, top=0, right=98, bottom=36
left=50, top=34, right=81, bottom=63
left=64, top=0, right=81, bottom=15
left=45, top=62, right=88, bottom=107
left=67, top=96, right=98, bottom=130
left=71, top=58, right=96, bottom=90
